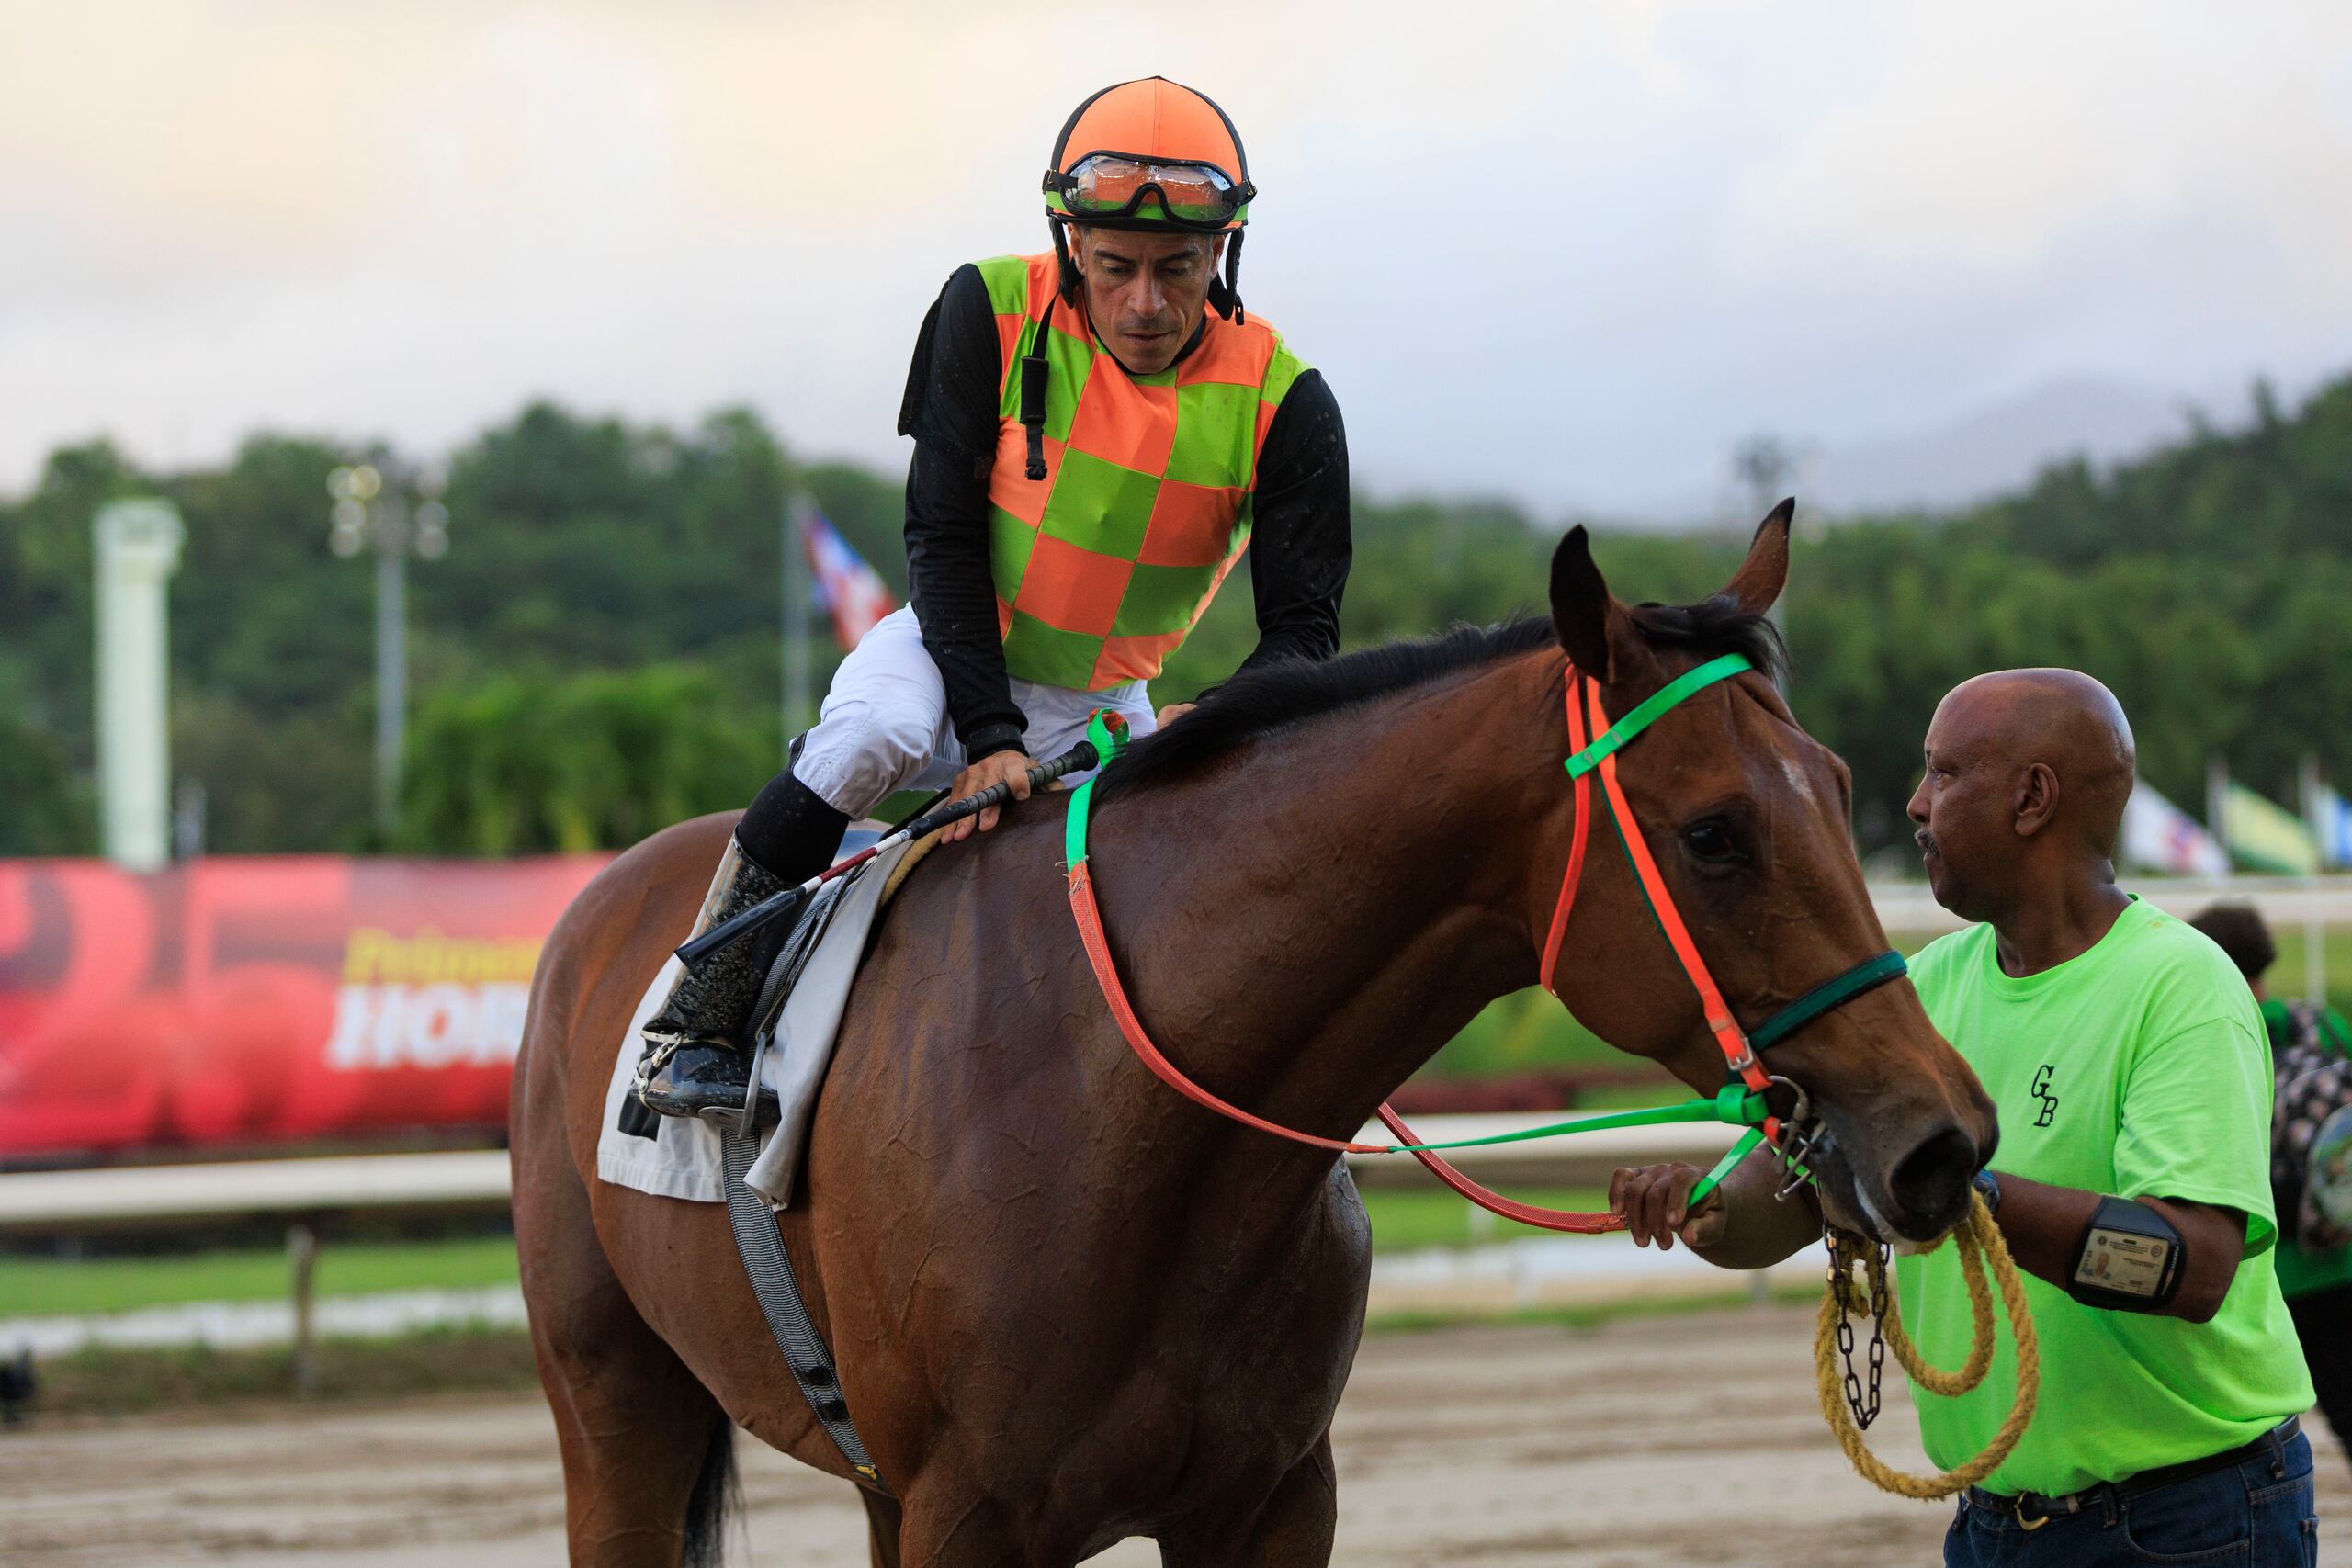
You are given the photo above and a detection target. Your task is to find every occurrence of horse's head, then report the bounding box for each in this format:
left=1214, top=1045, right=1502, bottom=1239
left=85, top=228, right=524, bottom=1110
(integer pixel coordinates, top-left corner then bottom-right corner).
left=1537, top=504, right=1996, bottom=1243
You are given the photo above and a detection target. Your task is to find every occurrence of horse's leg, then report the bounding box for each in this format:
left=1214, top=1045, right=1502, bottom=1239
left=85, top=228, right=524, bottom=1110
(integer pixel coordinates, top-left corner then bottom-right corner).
left=516, top=1070, right=734, bottom=1565
left=861, top=1491, right=904, bottom=1568
left=891, top=1484, right=1058, bottom=1568
left=1159, top=1433, right=1339, bottom=1568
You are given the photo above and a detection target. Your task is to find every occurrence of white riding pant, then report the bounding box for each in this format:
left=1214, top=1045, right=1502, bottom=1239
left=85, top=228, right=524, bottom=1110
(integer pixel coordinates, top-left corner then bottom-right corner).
left=789, top=606, right=1159, bottom=818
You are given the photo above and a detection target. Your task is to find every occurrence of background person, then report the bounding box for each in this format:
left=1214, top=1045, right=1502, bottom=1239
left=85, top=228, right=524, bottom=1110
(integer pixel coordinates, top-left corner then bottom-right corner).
left=1610, top=669, right=2316, bottom=1565
left=2190, top=900, right=2352, bottom=1472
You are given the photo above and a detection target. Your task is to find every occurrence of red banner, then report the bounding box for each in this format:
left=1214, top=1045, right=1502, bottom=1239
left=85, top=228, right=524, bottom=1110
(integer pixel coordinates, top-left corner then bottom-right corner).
left=0, top=856, right=610, bottom=1160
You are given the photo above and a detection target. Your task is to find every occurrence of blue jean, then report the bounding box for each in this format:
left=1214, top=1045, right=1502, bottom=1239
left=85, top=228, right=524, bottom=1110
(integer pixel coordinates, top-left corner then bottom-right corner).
left=1944, top=1427, right=2316, bottom=1566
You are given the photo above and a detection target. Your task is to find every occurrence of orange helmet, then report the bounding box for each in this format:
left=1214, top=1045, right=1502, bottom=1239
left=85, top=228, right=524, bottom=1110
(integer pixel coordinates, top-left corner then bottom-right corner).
left=1044, top=77, right=1253, bottom=232
left=1042, top=78, right=1255, bottom=321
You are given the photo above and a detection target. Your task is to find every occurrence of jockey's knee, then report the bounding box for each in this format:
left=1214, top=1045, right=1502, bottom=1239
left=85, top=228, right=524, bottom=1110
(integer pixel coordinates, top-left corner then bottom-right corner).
left=794, top=700, right=935, bottom=817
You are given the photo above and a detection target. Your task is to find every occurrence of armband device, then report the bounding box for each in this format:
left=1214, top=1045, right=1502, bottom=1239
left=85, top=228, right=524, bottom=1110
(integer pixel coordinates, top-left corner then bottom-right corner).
left=2066, top=1195, right=2185, bottom=1312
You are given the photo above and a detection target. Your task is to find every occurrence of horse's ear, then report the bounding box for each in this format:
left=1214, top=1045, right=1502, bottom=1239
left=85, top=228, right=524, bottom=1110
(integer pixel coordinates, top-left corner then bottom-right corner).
left=1550, top=525, right=1615, bottom=682
left=1723, top=497, right=1795, bottom=615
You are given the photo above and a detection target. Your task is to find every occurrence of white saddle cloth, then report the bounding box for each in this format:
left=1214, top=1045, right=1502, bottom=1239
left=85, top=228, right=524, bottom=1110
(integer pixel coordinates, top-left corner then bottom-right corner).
left=594, top=838, right=919, bottom=1209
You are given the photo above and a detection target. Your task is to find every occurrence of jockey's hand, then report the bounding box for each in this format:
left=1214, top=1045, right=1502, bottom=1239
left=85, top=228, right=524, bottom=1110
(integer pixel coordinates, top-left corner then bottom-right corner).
left=1609, top=1162, right=1725, bottom=1253
left=1155, top=702, right=1196, bottom=727
left=945, top=749, right=1038, bottom=842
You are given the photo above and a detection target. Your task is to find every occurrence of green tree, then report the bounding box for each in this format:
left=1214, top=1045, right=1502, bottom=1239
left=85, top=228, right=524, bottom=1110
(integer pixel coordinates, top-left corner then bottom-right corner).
left=0, top=714, right=95, bottom=854
left=9, top=374, right=2352, bottom=859
left=396, top=665, right=778, bottom=855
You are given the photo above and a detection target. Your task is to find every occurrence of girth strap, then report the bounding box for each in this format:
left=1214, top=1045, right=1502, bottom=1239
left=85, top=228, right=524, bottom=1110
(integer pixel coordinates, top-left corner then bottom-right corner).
left=721, top=1121, right=889, bottom=1494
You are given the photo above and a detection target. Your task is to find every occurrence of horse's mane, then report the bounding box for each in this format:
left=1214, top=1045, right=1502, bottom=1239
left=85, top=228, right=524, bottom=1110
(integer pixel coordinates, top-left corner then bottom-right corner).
left=1095, top=594, right=1786, bottom=800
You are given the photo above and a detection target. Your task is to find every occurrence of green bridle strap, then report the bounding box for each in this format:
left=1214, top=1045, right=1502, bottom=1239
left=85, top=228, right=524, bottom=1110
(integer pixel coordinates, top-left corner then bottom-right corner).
left=1748, top=949, right=1909, bottom=1053
left=1057, top=676, right=1868, bottom=1219
left=1563, top=652, right=1753, bottom=780
left=1064, top=708, right=1131, bottom=866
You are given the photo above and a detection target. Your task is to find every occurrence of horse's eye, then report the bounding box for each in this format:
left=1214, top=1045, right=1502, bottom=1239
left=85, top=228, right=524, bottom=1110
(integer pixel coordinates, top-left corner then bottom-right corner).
left=1684, top=820, right=1739, bottom=863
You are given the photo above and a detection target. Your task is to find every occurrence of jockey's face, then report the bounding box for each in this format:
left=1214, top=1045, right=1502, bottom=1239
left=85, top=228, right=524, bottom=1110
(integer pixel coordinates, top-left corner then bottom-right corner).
left=1068, top=227, right=1227, bottom=376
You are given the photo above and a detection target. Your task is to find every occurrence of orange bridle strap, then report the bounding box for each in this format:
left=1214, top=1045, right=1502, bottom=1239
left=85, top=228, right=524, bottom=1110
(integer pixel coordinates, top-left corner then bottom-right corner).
left=1067, top=856, right=1391, bottom=1156
left=1062, top=658, right=1781, bottom=1234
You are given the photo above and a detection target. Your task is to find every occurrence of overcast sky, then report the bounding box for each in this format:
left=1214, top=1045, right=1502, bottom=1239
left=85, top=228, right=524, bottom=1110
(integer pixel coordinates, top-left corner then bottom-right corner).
left=5, top=0, right=2350, bottom=518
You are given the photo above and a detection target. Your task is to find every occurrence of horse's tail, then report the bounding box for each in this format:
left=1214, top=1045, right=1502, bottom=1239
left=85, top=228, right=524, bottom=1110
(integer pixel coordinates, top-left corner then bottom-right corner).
left=681, top=1411, right=739, bottom=1568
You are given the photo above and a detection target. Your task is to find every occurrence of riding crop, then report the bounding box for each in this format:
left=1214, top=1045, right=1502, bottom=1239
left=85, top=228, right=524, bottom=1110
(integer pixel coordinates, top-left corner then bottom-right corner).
left=676, top=721, right=1125, bottom=967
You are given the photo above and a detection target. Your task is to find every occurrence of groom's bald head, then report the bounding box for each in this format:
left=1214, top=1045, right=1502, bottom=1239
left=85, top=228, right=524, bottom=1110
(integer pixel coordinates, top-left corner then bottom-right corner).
left=1905, top=669, right=2135, bottom=922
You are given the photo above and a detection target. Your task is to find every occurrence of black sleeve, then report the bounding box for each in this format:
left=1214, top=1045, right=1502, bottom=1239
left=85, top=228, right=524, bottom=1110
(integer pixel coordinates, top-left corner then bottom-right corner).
left=899, top=265, right=1027, bottom=760
left=1238, top=368, right=1351, bottom=673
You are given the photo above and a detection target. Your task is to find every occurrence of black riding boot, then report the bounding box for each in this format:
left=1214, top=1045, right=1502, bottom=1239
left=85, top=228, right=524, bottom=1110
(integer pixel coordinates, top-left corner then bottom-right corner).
left=635, top=773, right=848, bottom=1122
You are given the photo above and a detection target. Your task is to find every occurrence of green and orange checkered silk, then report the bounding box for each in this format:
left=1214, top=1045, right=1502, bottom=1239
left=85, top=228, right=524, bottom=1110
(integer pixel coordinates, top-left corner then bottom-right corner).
left=977, top=252, right=1306, bottom=692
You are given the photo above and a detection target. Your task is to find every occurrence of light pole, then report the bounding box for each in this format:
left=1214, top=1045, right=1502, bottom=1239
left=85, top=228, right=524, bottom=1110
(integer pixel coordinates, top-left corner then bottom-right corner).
left=93, top=499, right=185, bottom=871
left=328, top=459, right=449, bottom=840
left=783, top=491, right=815, bottom=757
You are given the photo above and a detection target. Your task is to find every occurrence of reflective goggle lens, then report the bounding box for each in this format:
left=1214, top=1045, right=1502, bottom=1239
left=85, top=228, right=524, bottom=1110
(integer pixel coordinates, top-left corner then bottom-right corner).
left=1064, top=156, right=1239, bottom=224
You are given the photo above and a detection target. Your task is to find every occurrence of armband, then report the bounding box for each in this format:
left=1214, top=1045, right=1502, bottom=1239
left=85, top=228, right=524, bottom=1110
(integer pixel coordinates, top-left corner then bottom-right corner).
left=2066, top=1195, right=2184, bottom=1312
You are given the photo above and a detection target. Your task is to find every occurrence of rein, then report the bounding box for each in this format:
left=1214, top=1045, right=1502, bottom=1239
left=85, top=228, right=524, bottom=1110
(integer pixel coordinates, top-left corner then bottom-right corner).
left=1060, top=654, right=1906, bottom=1232
left=1057, top=651, right=2040, bottom=1499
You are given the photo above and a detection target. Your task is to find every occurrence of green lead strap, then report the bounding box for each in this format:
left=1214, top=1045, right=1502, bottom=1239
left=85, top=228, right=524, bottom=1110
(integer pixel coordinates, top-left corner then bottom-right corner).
left=1381, top=1081, right=1762, bottom=1155
left=1564, top=653, right=1753, bottom=779
left=1686, top=1126, right=1815, bottom=1210
left=1686, top=1128, right=1765, bottom=1210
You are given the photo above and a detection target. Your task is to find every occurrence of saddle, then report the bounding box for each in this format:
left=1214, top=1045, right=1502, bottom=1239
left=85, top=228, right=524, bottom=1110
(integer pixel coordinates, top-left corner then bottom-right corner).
left=611, top=823, right=941, bottom=1202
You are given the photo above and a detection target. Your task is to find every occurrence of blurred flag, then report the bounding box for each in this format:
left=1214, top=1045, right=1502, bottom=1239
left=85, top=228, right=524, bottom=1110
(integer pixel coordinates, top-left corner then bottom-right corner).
left=802, top=511, right=896, bottom=650
left=2120, top=782, right=2229, bottom=876
left=2309, top=778, right=2352, bottom=870
left=2217, top=781, right=2321, bottom=874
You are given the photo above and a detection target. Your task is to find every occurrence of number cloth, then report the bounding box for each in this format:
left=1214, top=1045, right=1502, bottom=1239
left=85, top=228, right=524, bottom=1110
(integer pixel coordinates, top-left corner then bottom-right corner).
left=1895, top=896, right=2314, bottom=1496
left=977, top=252, right=1306, bottom=691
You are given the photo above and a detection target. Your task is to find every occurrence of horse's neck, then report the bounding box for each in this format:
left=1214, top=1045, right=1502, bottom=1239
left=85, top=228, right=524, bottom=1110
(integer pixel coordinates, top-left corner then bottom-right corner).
left=1088, top=652, right=1566, bottom=1148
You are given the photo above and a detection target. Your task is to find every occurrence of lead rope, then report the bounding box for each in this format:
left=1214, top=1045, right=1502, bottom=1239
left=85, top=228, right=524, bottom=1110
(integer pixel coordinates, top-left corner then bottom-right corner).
left=1815, top=1191, right=2041, bottom=1498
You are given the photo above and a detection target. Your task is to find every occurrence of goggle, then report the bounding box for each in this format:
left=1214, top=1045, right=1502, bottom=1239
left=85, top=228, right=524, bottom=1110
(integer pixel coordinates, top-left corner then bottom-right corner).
left=1044, top=152, right=1252, bottom=231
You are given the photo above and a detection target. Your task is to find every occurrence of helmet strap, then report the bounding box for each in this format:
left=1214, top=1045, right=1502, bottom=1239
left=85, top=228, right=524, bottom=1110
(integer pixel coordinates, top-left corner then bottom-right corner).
left=1051, top=218, right=1080, bottom=305
left=1206, top=231, right=1243, bottom=322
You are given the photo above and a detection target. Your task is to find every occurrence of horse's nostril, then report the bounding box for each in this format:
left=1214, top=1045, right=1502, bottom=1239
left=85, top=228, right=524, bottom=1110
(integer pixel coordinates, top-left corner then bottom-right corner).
left=1888, top=1124, right=1978, bottom=1227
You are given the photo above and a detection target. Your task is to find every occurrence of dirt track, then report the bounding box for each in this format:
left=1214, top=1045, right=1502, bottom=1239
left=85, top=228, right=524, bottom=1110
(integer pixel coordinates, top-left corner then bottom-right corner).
left=8, top=1305, right=2346, bottom=1566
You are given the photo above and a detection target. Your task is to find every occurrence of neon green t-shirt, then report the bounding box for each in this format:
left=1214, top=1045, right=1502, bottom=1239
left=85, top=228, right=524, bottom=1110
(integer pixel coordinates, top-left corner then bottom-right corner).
left=1894, top=896, right=2313, bottom=1496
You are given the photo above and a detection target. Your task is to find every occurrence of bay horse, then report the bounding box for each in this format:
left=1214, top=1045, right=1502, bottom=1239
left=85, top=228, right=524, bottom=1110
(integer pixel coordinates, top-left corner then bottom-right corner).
left=512, top=510, right=1997, bottom=1566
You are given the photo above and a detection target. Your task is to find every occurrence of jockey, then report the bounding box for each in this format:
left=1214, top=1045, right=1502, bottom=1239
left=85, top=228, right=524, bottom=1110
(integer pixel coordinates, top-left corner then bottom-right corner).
left=638, top=77, right=1352, bottom=1120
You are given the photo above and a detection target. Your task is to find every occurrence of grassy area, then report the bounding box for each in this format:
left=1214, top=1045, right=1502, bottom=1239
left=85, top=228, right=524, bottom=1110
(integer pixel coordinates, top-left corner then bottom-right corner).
left=0, top=1235, right=520, bottom=1317
left=1357, top=1187, right=1607, bottom=1250
left=1423, top=987, right=1622, bottom=1078
left=3, top=1190, right=1618, bottom=1319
